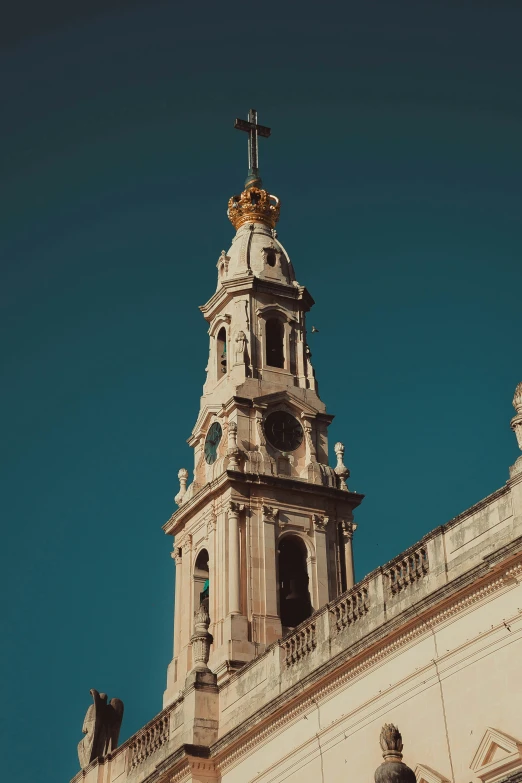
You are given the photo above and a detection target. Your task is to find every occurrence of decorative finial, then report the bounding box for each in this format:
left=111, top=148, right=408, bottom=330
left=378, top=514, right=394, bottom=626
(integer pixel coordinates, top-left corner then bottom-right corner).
left=175, top=468, right=189, bottom=506
left=380, top=724, right=404, bottom=760
left=509, top=382, right=522, bottom=477
left=334, top=442, right=350, bottom=491
left=234, top=109, right=271, bottom=190
left=190, top=602, right=213, bottom=673
left=227, top=420, right=240, bottom=471
left=375, top=725, right=416, bottom=783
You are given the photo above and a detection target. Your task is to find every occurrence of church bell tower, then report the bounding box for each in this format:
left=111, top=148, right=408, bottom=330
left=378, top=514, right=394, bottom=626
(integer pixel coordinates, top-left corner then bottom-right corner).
left=163, top=110, right=364, bottom=703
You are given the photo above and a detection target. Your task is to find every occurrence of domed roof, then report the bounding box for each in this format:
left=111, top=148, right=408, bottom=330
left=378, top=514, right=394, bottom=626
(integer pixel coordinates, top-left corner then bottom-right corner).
left=225, top=222, right=296, bottom=286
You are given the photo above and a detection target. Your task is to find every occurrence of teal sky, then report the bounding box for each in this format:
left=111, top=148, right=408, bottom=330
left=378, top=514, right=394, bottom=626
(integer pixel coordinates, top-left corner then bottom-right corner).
left=1, top=2, right=521, bottom=780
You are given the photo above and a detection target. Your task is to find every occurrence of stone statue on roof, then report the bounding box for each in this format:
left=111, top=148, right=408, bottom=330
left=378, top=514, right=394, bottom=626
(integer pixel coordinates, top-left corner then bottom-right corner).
left=78, top=689, right=124, bottom=769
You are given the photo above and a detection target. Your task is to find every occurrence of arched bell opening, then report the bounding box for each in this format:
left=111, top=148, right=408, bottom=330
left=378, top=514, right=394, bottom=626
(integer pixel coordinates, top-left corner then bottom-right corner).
left=216, top=327, right=227, bottom=376
left=266, top=318, right=285, bottom=369
left=278, top=534, right=313, bottom=630
left=194, top=549, right=210, bottom=616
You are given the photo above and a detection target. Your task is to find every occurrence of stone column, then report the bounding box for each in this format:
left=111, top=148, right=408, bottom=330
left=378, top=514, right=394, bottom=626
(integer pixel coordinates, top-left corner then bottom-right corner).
left=228, top=502, right=244, bottom=615
left=172, top=544, right=183, bottom=656
left=341, top=519, right=356, bottom=589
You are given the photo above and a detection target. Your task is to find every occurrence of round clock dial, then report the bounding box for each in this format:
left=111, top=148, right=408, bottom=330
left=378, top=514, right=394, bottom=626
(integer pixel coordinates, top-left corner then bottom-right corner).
left=204, top=422, right=222, bottom=465
left=264, top=411, right=303, bottom=452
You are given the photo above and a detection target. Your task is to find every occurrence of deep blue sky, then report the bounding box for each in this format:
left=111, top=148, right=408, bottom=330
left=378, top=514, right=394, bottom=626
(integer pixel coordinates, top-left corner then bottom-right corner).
left=2, top=1, right=521, bottom=780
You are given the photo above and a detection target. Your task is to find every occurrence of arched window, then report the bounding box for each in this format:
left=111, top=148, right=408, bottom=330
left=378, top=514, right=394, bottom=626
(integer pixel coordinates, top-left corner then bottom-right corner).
left=216, top=327, right=227, bottom=375
left=266, top=318, right=285, bottom=369
left=194, top=549, right=210, bottom=615
left=278, top=535, right=312, bottom=629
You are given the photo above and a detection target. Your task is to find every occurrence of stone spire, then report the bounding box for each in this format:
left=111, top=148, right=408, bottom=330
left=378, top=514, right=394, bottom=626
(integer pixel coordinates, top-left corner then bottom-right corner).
left=510, top=382, right=522, bottom=477
left=374, top=724, right=416, bottom=783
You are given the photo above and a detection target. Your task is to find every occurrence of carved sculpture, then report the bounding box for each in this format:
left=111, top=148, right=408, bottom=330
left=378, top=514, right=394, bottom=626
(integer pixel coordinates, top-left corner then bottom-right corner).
left=174, top=468, right=189, bottom=506
left=334, top=442, right=350, bottom=491
left=234, top=330, right=247, bottom=365
left=78, top=689, right=124, bottom=769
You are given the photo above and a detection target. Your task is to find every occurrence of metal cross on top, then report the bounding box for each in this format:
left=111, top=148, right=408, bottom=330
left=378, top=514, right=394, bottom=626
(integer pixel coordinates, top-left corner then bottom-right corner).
left=234, top=109, right=271, bottom=189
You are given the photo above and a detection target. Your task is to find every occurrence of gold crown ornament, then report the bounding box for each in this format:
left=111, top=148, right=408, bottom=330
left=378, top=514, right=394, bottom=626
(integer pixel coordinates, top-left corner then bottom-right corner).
left=227, top=187, right=280, bottom=230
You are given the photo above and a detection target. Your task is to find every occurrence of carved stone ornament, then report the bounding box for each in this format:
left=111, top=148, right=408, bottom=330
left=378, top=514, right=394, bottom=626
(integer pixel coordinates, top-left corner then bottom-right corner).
left=227, top=187, right=280, bottom=230
left=302, top=418, right=317, bottom=463
left=341, top=519, right=357, bottom=539
left=228, top=501, right=245, bottom=516
left=375, top=724, right=416, bottom=783
left=78, top=689, right=124, bottom=769
left=311, top=513, right=328, bottom=531
left=510, top=382, right=522, bottom=477
left=380, top=724, right=404, bottom=758
left=206, top=510, right=217, bottom=537
left=181, top=534, right=192, bottom=555
left=174, top=468, right=189, bottom=506
left=234, top=331, right=247, bottom=366
left=334, top=442, right=350, bottom=491
left=227, top=420, right=240, bottom=470
left=262, top=505, right=279, bottom=523
left=190, top=603, right=213, bottom=673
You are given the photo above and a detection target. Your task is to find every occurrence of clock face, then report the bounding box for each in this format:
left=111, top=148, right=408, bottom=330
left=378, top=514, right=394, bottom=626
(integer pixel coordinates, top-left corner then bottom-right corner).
left=264, top=411, right=303, bottom=452
left=204, top=422, right=222, bottom=465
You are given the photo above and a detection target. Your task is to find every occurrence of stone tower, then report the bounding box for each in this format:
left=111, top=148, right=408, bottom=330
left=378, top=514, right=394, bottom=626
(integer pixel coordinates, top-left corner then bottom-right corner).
left=163, top=111, right=364, bottom=705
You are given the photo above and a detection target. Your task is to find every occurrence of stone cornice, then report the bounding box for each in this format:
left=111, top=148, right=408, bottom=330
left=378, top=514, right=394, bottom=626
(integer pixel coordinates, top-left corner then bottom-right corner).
left=199, top=276, right=313, bottom=324
left=164, top=470, right=364, bottom=535
left=226, top=469, right=365, bottom=505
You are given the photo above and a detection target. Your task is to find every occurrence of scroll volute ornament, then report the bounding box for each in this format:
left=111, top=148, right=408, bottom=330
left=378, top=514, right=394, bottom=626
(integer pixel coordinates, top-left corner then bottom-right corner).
left=227, top=187, right=280, bottom=230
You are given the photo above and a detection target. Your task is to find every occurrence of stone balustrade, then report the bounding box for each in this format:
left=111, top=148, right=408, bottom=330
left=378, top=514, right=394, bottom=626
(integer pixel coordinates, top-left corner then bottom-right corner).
left=384, top=545, right=429, bottom=596
left=332, top=584, right=369, bottom=633
left=281, top=619, right=317, bottom=667
left=129, top=713, right=170, bottom=768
